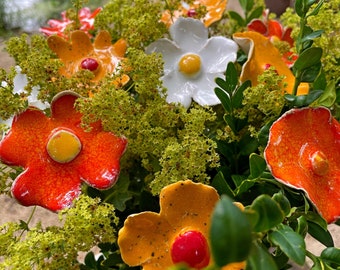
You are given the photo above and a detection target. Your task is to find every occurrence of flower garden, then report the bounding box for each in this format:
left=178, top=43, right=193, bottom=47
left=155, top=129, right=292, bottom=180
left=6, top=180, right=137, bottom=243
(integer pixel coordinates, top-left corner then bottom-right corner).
left=0, top=0, right=339, bottom=269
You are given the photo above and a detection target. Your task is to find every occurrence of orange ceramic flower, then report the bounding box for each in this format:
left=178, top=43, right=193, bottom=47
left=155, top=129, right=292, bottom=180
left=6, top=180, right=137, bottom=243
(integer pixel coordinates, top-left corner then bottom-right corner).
left=118, top=180, right=246, bottom=269
left=40, top=7, right=102, bottom=38
left=161, top=0, right=227, bottom=27
left=0, top=91, right=127, bottom=211
left=47, top=30, right=127, bottom=82
left=264, top=107, right=340, bottom=223
left=233, top=31, right=309, bottom=95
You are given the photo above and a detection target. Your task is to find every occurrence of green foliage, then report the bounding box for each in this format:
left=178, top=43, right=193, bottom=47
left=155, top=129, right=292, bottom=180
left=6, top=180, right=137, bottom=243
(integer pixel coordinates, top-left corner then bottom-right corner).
left=0, top=195, right=118, bottom=269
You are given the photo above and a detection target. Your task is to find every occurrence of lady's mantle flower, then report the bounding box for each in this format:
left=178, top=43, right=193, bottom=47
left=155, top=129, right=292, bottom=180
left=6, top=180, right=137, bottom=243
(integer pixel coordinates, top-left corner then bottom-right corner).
left=233, top=31, right=309, bottom=96
left=264, top=107, right=340, bottom=223
left=146, top=18, right=238, bottom=109
left=48, top=30, right=127, bottom=82
left=40, top=7, right=102, bottom=38
left=118, top=180, right=246, bottom=269
left=161, top=0, right=227, bottom=27
left=0, top=91, right=127, bottom=211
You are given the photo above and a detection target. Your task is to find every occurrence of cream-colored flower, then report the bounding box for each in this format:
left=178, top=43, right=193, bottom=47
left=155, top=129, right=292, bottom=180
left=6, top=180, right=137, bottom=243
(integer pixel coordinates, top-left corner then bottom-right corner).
left=146, top=17, right=238, bottom=109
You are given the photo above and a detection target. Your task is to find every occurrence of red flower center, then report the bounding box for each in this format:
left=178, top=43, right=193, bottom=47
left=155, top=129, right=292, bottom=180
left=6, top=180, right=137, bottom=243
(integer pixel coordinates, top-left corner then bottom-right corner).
left=187, top=9, right=197, bottom=17
left=80, top=58, right=99, bottom=71
left=171, top=230, right=210, bottom=269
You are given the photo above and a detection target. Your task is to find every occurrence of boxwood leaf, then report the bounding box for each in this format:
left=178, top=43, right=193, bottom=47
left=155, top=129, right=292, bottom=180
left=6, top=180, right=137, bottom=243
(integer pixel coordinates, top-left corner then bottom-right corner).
left=215, top=87, right=232, bottom=113
left=293, top=47, right=323, bottom=71
left=268, top=224, right=306, bottom=265
left=249, top=153, right=266, bottom=179
left=320, top=247, right=340, bottom=265
left=246, top=242, right=278, bottom=270
left=250, top=195, right=285, bottom=232
left=210, top=195, right=252, bottom=266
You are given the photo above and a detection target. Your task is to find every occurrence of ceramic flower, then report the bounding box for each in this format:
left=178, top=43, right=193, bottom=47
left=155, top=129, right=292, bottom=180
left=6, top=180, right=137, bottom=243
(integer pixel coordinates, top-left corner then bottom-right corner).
left=47, top=30, right=127, bottom=82
left=146, top=17, right=238, bottom=109
left=264, top=107, right=340, bottom=223
left=0, top=91, right=127, bottom=211
left=161, top=0, right=227, bottom=27
left=247, top=10, right=294, bottom=47
left=40, top=7, right=102, bottom=38
left=118, top=180, right=246, bottom=269
left=233, top=31, right=309, bottom=96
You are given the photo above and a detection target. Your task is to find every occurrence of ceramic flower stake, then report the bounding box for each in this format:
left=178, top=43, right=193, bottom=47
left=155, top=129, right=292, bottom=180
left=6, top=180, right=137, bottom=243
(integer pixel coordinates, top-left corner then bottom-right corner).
left=161, top=0, right=228, bottom=27
left=146, top=17, right=238, bottom=109
left=233, top=31, right=309, bottom=96
left=0, top=91, right=127, bottom=211
left=118, top=180, right=246, bottom=269
left=48, top=30, right=128, bottom=82
left=264, top=107, right=340, bottom=223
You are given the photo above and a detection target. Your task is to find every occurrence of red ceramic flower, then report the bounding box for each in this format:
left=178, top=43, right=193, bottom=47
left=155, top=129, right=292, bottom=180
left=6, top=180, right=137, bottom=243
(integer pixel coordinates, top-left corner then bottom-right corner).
left=40, top=7, right=102, bottom=38
left=247, top=10, right=294, bottom=47
left=0, top=91, right=127, bottom=211
left=264, top=107, right=340, bottom=223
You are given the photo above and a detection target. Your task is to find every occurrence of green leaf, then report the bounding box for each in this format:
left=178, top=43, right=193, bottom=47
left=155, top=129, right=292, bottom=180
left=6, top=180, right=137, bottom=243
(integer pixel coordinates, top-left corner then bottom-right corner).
left=272, top=192, right=291, bottom=216
left=102, top=176, right=132, bottom=211
left=250, top=195, right=285, bottom=232
left=320, top=247, right=340, bottom=265
left=300, top=61, right=322, bottom=82
left=249, top=153, right=266, bottom=179
left=301, top=30, right=324, bottom=43
left=296, top=216, right=308, bottom=237
left=215, top=77, right=229, bottom=93
left=284, top=90, right=323, bottom=107
left=228, top=10, right=245, bottom=26
left=239, top=0, right=254, bottom=12
left=215, top=87, right=232, bottom=113
left=315, top=80, right=336, bottom=107
left=307, top=221, right=334, bottom=247
left=293, top=47, right=323, bottom=71
left=223, top=114, right=237, bottom=134
left=247, top=6, right=263, bottom=23
left=295, top=0, right=318, bottom=17
left=212, top=171, right=235, bottom=197
left=210, top=195, right=252, bottom=266
left=268, top=224, right=306, bottom=265
left=225, top=62, right=238, bottom=93
left=307, top=0, right=325, bottom=17
left=246, top=242, right=278, bottom=270
left=232, top=80, right=251, bottom=109
left=235, top=179, right=255, bottom=196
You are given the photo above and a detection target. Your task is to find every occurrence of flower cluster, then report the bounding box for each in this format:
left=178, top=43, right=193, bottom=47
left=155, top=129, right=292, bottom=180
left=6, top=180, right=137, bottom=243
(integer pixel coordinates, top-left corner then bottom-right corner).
left=0, top=0, right=339, bottom=269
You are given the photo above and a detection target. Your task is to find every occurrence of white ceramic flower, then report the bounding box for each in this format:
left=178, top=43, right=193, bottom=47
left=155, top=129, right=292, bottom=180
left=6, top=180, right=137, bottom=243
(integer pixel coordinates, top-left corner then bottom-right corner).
left=146, top=17, right=238, bottom=108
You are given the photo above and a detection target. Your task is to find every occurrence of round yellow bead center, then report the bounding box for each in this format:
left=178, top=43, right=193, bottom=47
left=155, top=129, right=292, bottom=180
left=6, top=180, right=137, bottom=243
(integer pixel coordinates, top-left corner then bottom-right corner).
left=47, top=129, right=82, bottom=163
left=310, top=150, right=329, bottom=176
left=178, top=54, right=201, bottom=75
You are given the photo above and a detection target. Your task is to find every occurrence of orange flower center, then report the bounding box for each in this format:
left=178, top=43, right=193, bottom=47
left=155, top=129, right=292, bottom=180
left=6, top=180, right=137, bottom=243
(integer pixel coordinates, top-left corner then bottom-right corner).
left=171, top=230, right=210, bottom=269
left=310, top=150, right=329, bottom=176
left=47, top=129, right=82, bottom=163
left=178, top=54, right=201, bottom=76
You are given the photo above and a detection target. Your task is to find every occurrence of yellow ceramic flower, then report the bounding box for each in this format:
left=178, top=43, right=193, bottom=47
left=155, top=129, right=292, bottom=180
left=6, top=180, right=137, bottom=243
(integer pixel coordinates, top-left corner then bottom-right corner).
left=118, top=180, right=246, bottom=269
left=47, top=30, right=127, bottom=82
left=233, top=31, right=309, bottom=96
left=161, top=0, right=227, bottom=27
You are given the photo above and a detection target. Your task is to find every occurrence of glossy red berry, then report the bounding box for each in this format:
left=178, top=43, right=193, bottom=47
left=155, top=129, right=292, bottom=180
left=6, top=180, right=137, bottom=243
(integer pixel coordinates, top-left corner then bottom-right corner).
left=187, top=9, right=197, bottom=17
left=171, top=230, right=210, bottom=269
left=80, top=58, right=99, bottom=71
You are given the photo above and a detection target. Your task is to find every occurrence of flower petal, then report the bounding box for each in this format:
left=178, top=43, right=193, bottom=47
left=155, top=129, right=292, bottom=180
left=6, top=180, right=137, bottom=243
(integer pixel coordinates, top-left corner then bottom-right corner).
left=233, top=31, right=309, bottom=95
left=162, top=71, right=195, bottom=108
left=264, top=107, right=340, bottom=223
left=200, top=36, right=238, bottom=73
left=146, top=39, right=182, bottom=75
left=193, top=73, right=222, bottom=106
left=11, top=164, right=81, bottom=211
left=170, top=18, right=208, bottom=52
left=160, top=180, right=219, bottom=234
left=118, top=212, right=173, bottom=268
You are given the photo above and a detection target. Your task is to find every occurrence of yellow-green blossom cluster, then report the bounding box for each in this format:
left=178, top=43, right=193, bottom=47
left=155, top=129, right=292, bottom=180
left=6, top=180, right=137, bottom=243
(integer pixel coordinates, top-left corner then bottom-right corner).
left=281, top=1, right=340, bottom=82
left=240, top=68, right=286, bottom=134
left=0, top=195, right=117, bottom=269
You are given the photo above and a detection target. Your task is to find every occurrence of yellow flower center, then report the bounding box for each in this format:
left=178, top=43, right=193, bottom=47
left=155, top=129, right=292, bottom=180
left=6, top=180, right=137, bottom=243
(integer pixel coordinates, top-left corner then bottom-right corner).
left=47, top=129, right=82, bottom=163
left=310, top=150, right=329, bottom=176
left=178, top=54, right=201, bottom=75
